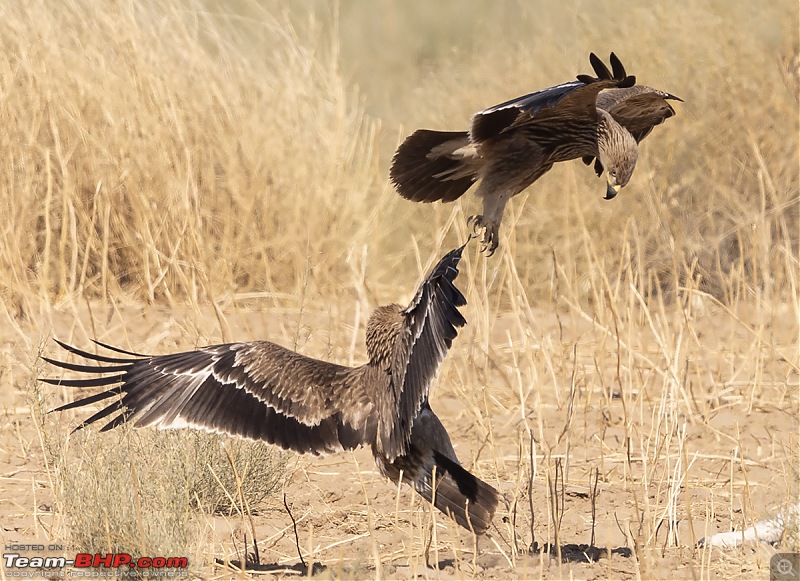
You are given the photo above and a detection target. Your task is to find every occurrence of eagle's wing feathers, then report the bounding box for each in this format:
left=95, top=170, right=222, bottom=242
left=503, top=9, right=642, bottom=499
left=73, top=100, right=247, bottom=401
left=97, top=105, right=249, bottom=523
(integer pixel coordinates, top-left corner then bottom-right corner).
left=382, top=244, right=467, bottom=459
left=44, top=341, right=370, bottom=455
left=470, top=52, right=636, bottom=143
left=600, top=89, right=681, bottom=142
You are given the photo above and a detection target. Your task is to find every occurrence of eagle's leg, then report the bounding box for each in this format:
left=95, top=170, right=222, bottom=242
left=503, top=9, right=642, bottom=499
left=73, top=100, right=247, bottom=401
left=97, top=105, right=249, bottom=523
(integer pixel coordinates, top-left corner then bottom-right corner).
left=468, top=188, right=511, bottom=257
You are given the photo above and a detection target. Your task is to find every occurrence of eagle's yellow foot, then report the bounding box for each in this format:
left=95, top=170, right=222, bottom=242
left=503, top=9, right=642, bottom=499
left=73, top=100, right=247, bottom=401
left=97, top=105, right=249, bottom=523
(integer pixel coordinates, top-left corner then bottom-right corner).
left=467, top=215, right=499, bottom=257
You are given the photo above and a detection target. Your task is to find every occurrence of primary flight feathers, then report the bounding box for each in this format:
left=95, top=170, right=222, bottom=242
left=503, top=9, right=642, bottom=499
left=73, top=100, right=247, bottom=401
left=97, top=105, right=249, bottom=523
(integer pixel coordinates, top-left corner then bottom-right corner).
left=43, top=243, right=500, bottom=534
left=390, top=52, right=681, bottom=255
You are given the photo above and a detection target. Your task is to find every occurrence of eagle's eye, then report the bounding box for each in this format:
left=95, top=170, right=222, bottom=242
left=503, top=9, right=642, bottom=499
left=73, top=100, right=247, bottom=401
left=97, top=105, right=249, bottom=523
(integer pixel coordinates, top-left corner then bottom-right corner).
left=609, top=169, right=618, bottom=178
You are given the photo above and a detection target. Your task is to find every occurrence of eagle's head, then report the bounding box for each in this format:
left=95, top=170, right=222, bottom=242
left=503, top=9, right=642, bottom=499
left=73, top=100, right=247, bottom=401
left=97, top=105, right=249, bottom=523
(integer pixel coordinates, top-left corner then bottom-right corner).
left=597, top=110, right=638, bottom=200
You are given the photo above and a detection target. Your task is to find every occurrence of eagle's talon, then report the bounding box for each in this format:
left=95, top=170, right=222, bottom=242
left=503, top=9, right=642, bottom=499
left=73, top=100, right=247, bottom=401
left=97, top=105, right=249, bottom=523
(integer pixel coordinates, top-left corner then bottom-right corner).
left=482, top=235, right=498, bottom=256
left=467, top=214, right=499, bottom=256
left=467, top=214, right=483, bottom=235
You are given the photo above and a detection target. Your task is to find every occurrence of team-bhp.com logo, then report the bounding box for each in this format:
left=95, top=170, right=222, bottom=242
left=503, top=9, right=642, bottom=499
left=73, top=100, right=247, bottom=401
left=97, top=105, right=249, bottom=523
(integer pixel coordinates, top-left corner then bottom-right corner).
left=4, top=547, right=188, bottom=576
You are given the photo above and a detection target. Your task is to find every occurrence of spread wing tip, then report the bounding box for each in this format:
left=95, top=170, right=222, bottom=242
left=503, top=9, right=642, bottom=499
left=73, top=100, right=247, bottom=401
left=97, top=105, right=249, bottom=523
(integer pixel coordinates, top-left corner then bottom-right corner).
left=427, top=243, right=466, bottom=290
left=582, top=52, right=634, bottom=87
left=609, top=52, right=625, bottom=79
left=589, top=52, right=611, bottom=79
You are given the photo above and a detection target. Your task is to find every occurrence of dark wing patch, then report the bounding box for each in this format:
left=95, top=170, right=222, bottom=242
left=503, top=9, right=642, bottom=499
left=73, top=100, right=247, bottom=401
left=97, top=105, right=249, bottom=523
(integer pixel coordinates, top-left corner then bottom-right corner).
left=470, top=81, right=584, bottom=142
left=43, top=341, right=371, bottom=455
left=210, top=342, right=356, bottom=424
left=382, top=244, right=467, bottom=459
left=469, top=52, right=636, bottom=143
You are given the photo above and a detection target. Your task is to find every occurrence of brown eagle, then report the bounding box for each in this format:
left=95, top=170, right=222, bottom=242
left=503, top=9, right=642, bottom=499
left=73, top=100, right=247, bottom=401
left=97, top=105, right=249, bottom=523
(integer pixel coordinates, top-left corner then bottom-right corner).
left=390, top=52, right=681, bottom=255
left=42, top=244, right=500, bottom=534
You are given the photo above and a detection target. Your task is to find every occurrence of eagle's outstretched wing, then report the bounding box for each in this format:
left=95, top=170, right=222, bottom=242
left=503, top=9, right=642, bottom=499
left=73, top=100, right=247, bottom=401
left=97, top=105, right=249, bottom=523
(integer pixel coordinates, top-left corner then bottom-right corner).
left=380, top=243, right=468, bottom=460
left=43, top=245, right=470, bottom=462
left=596, top=85, right=682, bottom=142
left=469, top=52, right=636, bottom=143
left=42, top=339, right=373, bottom=455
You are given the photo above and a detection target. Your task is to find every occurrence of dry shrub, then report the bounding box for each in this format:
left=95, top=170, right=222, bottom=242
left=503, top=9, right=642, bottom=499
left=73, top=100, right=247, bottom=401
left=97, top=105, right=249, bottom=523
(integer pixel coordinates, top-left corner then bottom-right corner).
left=30, top=360, right=283, bottom=561
left=53, top=428, right=195, bottom=558
left=184, top=430, right=285, bottom=515
left=47, top=423, right=284, bottom=556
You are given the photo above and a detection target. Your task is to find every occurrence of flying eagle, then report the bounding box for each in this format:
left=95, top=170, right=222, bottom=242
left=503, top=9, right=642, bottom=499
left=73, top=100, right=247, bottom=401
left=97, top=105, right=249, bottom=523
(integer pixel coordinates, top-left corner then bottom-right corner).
left=390, top=52, right=682, bottom=255
left=42, top=244, right=500, bottom=534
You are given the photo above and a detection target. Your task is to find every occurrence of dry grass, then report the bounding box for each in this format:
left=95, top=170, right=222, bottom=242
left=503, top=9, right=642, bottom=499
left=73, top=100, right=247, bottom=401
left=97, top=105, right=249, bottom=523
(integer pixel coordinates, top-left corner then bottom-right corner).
left=0, top=0, right=797, bottom=579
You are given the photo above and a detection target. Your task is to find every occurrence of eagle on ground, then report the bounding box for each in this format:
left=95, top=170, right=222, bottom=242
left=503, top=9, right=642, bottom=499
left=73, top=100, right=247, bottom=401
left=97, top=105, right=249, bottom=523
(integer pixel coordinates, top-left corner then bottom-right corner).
left=42, top=243, right=500, bottom=535
left=390, top=52, right=682, bottom=255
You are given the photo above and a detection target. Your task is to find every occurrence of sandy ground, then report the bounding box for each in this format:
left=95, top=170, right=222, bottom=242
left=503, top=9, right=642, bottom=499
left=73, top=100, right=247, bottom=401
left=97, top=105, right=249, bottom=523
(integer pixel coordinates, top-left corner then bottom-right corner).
left=1, top=298, right=797, bottom=579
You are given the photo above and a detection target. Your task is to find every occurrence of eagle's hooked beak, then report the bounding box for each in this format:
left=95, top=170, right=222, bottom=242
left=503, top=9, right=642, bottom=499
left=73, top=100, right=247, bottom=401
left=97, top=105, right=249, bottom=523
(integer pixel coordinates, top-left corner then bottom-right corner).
left=605, top=178, right=622, bottom=200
